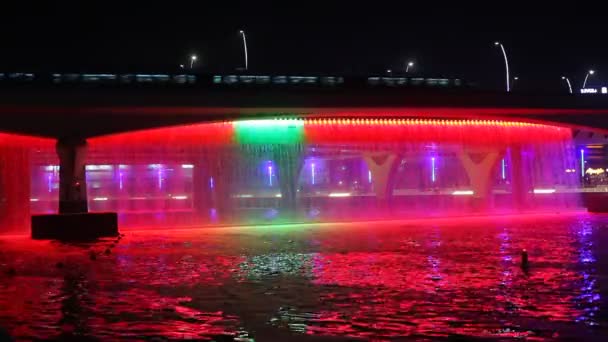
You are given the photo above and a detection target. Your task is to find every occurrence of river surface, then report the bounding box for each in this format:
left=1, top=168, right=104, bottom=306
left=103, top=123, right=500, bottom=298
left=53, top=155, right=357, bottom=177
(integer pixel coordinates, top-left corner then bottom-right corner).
left=1, top=213, right=607, bottom=340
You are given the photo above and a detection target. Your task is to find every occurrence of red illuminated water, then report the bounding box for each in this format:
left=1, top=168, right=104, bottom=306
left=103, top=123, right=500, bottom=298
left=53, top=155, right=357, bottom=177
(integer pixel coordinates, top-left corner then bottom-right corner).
left=0, top=213, right=606, bottom=340
left=8, top=119, right=579, bottom=230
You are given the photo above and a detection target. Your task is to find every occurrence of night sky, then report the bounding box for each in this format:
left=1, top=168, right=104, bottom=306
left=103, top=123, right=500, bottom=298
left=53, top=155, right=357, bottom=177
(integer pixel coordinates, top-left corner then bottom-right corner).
left=1, top=4, right=606, bottom=92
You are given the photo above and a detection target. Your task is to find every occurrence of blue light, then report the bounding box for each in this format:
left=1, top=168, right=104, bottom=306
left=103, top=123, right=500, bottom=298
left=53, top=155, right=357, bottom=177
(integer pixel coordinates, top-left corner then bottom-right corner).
left=501, top=159, right=506, bottom=180
left=268, top=165, right=273, bottom=186
left=209, top=177, right=214, bottom=189
left=311, top=163, right=316, bottom=185
left=581, top=149, right=585, bottom=178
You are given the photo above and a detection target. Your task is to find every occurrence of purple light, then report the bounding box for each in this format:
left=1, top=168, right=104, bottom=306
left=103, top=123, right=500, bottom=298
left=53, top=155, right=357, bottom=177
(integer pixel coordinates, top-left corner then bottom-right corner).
left=47, top=174, right=52, bottom=193
left=431, top=157, right=436, bottom=182
left=157, top=168, right=162, bottom=189
left=209, top=177, right=214, bottom=189
left=119, top=172, right=124, bottom=190
left=311, top=163, right=316, bottom=185
left=368, top=170, right=372, bottom=183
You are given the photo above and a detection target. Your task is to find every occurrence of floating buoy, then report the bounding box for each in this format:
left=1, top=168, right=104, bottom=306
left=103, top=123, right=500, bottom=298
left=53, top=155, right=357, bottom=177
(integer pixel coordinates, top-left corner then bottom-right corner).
left=521, top=249, right=529, bottom=269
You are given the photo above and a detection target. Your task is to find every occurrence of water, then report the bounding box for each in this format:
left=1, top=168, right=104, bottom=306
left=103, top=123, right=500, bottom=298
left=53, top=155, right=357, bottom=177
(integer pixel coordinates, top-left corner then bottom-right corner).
left=22, top=118, right=581, bottom=229
left=0, top=213, right=606, bottom=340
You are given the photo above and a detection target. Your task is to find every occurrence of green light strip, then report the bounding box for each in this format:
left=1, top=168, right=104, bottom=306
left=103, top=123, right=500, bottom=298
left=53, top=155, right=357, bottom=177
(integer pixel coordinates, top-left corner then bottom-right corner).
left=233, top=118, right=304, bottom=144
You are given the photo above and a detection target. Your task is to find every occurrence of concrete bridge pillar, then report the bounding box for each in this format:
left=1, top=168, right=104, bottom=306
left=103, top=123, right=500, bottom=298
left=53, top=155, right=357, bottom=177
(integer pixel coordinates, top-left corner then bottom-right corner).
left=363, top=152, right=400, bottom=206
left=31, top=138, right=117, bottom=240
left=56, top=138, right=88, bottom=214
left=509, top=146, right=531, bottom=210
left=273, top=144, right=304, bottom=215
left=457, top=148, right=502, bottom=211
left=0, top=146, right=30, bottom=229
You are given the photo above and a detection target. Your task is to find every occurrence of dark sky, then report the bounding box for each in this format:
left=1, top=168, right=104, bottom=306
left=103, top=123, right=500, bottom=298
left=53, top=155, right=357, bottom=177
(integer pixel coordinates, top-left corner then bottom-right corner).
left=1, top=3, right=606, bottom=92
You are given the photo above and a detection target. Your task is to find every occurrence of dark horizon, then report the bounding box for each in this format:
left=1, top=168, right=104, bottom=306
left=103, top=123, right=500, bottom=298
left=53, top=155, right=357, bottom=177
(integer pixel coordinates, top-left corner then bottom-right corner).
left=1, top=4, right=606, bottom=93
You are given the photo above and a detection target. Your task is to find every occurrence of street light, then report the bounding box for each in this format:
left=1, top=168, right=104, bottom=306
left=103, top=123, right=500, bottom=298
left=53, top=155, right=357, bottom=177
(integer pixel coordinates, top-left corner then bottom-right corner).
left=386, top=69, right=392, bottom=74
left=582, top=70, right=595, bottom=88
left=406, top=61, right=414, bottom=73
left=179, top=64, right=184, bottom=69
left=561, top=76, right=573, bottom=94
left=190, top=55, right=197, bottom=69
left=512, top=76, right=519, bottom=90
left=239, top=30, right=248, bottom=71
left=494, top=41, right=511, bottom=92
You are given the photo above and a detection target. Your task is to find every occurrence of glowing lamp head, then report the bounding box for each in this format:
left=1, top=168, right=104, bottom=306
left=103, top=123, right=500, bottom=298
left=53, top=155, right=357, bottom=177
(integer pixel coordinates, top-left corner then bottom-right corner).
left=408, top=61, right=414, bottom=67
left=191, top=55, right=197, bottom=61
left=514, top=76, right=519, bottom=80
left=494, top=41, right=500, bottom=46
left=239, top=30, right=244, bottom=34
left=386, top=69, right=392, bottom=73
left=589, top=70, right=595, bottom=75
left=561, top=76, right=566, bottom=80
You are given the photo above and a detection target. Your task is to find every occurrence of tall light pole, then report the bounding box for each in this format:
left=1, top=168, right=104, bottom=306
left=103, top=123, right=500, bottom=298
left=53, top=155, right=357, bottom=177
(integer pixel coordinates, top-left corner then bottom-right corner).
left=405, top=61, right=414, bottom=73
left=494, top=41, right=510, bottom=92
left=512, top=76, right=519, bottom=90
left=561, top=76, right=573, bottom=94
left=582, top=70, right=595, bottom=88
left=190, top=55, right=197, bottom=69
left=239, top=30, right=248, bottom=71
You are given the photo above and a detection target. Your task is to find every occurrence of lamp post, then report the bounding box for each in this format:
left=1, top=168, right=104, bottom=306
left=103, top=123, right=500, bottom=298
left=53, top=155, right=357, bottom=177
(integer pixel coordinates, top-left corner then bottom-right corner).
left=494, top=41, right=511, bottom=92
left=190, top=55, right=197, bottom=69
left=405, top=61, right=414, bottom=73
left=512, top=76, right=519, bottom=90
left=239, top=30, right=248, bottom=71
left=561, top=76, right=573, bottom=94
left=582, top=70, right=595, bottom=89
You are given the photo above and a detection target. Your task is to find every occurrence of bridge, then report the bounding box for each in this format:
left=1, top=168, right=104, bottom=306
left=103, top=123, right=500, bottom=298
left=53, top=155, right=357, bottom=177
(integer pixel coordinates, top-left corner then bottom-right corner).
left=2, top=73, right=608, bottom=238
left=2, top=73, right=608, bottom=138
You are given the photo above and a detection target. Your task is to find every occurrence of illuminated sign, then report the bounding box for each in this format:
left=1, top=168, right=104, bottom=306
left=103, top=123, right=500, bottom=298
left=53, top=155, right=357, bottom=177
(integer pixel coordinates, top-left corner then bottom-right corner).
left=581, top=88, right=598, bottom=94
left=580, top=87, right=608, bottom=94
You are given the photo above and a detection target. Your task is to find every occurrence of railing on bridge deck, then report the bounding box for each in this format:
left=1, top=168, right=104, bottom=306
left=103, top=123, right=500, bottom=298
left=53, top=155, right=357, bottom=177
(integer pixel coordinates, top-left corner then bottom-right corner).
left=0, top=72, right=464, bottom=89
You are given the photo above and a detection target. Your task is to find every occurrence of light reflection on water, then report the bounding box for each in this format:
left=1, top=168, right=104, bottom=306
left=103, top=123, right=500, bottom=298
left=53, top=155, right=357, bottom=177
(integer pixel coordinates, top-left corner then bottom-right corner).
left=0, top=213, right=607, bottom=340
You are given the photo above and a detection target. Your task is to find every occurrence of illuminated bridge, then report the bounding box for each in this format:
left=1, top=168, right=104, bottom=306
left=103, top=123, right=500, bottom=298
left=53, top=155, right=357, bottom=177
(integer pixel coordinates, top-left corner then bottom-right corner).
left=2, top=72, right=608, bottom=238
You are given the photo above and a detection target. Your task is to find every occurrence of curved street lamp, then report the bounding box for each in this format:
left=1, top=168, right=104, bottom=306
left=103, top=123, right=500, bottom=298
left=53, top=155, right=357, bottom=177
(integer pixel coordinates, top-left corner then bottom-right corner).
left=239, top=30, right=249, bottom=71
left=406, top=61, right=414, bottom=73
left=190, top=55, right=197, bottom=69
left=561, top=76, right=573, bottom=94
left=582, top=70, right=595, bottom=89
left=494, top=41, right=510, bottom=92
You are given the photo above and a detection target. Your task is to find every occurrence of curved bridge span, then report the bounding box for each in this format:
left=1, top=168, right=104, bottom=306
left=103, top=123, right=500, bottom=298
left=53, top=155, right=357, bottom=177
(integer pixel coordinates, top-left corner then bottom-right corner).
left=2, top=84, right=608, bottom=236
left=1, top=87, right=608, bottom=138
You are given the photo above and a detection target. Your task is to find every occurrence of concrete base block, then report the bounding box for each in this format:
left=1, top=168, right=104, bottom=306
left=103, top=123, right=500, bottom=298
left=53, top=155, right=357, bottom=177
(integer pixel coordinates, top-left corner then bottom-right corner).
left=31, top=212, right=118, bottom=240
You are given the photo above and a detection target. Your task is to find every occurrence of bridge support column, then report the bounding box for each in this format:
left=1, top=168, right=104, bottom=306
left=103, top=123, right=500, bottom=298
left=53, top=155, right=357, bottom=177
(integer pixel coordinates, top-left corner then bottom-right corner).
left=363, top=152, right=400, bottom=208
left=56, top=139, right=88, bottom=213
left=457, top=148, right=502, bottom=211
left=31, top=138, right=118, bottom=240
left=0, top=146, right=30, bottom=231
left=273, top=144, right=304, bottom=218
left=509, top=146, right=530, bottom=210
